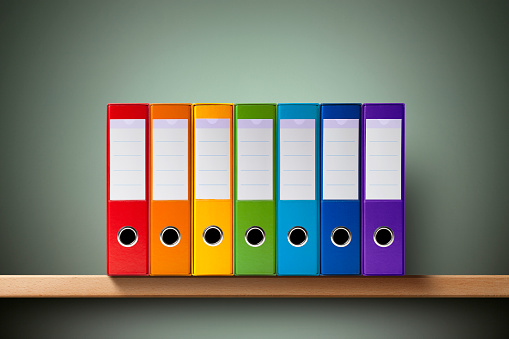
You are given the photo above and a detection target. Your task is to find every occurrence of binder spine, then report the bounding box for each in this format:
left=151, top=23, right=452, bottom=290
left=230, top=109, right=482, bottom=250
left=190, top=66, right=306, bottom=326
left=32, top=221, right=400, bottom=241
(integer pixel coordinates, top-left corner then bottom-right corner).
left=148, top=104, right=192, bottom=276
left=234, top=104, right=276, bottom=276
left=276, top=104, right=320, bottom=276
left=362, top=103, right=405, bottom=276
left=107, top=103, right=149, bottom=276
left=320, top=104, right=361, bottom=275
left=192, top=104, right=234, bottom=276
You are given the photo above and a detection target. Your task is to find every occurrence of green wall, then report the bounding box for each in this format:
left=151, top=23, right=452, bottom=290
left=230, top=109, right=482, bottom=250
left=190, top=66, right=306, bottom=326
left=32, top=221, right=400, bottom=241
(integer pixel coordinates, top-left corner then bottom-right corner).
left=1, top=0, right=508, bottom=337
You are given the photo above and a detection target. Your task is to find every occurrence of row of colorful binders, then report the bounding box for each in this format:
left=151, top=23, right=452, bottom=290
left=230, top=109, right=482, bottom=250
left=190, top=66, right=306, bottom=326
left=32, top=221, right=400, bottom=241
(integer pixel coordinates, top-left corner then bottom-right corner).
left=107, top=103, right=404, bottom=276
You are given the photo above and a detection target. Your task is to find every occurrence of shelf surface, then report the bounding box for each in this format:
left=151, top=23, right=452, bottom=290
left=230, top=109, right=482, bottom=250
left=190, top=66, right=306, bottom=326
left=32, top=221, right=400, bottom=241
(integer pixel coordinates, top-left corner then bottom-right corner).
left=1, top=275, right=508, bottom=298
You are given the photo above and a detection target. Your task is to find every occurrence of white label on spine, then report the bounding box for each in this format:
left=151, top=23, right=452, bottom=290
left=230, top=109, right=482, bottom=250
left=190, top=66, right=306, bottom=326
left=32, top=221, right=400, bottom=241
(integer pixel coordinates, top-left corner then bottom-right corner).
left=152, top=119, right=188, bottom=200
left=365, top=119, right=402, bottom=200
left=322, top=119, right=359, bottom=200
left=237, top=119, right=273, bottom=200
left=279, top=119, right=315, bottom=200
left=195, top=119, right=230, bottom=199
left=109, top=119, right=146, bottom=200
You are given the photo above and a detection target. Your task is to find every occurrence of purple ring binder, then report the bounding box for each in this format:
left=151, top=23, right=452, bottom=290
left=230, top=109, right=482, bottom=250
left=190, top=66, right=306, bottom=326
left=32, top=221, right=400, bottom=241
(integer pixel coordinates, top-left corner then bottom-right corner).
left=362, top=103, right=405, bottom=276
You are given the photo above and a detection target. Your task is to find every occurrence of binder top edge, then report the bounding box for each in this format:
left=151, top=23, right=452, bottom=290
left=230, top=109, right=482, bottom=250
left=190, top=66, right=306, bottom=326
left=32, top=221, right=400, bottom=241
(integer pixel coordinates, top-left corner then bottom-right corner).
left=362, top=103, right=405, bottom=107
left=235, top=103, right=276, bottom=106
left=277, top=103, right=319, bottom=106
left=192, top=103, right=234, bottom=106
left=362, top=103, right=405, bottom=118
left=321, top=103, right=362, bottom=106
left=107, top=103, right=149, bottom=106
left=150, top=103, right=192, bottom=106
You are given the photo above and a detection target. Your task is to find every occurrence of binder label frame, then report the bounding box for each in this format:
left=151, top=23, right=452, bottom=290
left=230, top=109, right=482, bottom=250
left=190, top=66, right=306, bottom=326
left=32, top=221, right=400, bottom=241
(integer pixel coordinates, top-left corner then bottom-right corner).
left=322, top=119, right=359, bottom=200
left=236, top=119, right=273, bottom=201
left=109, top=119, right=146, bottom=200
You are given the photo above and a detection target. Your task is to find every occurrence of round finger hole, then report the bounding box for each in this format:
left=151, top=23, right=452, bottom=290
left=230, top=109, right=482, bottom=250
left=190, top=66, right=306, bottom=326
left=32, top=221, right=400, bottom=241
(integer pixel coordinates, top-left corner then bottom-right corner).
left=160, top=227, right=181, bottom=247
left=245, top=226, right=266, bottom=247
left=331, top=227, right=351, bottom=247
left=374, top=227, right=394, bottom=247
left=203, top=226, right=223, bottom=246
left=287, top=226, right=308, bottom=247
left=117, top=226, right=138, bottom=247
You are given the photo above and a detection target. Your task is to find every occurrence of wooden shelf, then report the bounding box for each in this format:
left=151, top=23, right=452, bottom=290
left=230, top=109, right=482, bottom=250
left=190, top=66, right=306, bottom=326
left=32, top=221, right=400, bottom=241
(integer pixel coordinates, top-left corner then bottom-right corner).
left=1, top=275, right=508, bottom=298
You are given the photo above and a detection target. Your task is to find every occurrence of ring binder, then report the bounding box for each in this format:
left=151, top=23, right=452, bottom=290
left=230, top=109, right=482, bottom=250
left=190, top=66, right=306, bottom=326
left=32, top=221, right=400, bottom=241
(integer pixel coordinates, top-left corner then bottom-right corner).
left=320, top=104, right=361, bottom=275
left=362, top=103, right=405, bottom=276
left=276, top=104, right=320, bottom=276
left=148, top=104, right=192, bottom=276
left=234, top=104, right=276, bottom=275
left=192, top=104, right=234, bottom=275
left=107, top=103, right=149, bottom=276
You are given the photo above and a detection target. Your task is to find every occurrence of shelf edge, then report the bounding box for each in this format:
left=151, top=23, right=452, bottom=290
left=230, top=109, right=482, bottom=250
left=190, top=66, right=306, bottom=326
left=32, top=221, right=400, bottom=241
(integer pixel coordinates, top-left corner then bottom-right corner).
left=1, top=275, right=508, bottom=298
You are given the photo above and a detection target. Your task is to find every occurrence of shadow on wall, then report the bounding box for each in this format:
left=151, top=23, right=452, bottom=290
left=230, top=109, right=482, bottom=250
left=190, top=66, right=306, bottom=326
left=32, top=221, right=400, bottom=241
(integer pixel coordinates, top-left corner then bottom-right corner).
left=405, top=161, right=427, bottom=275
